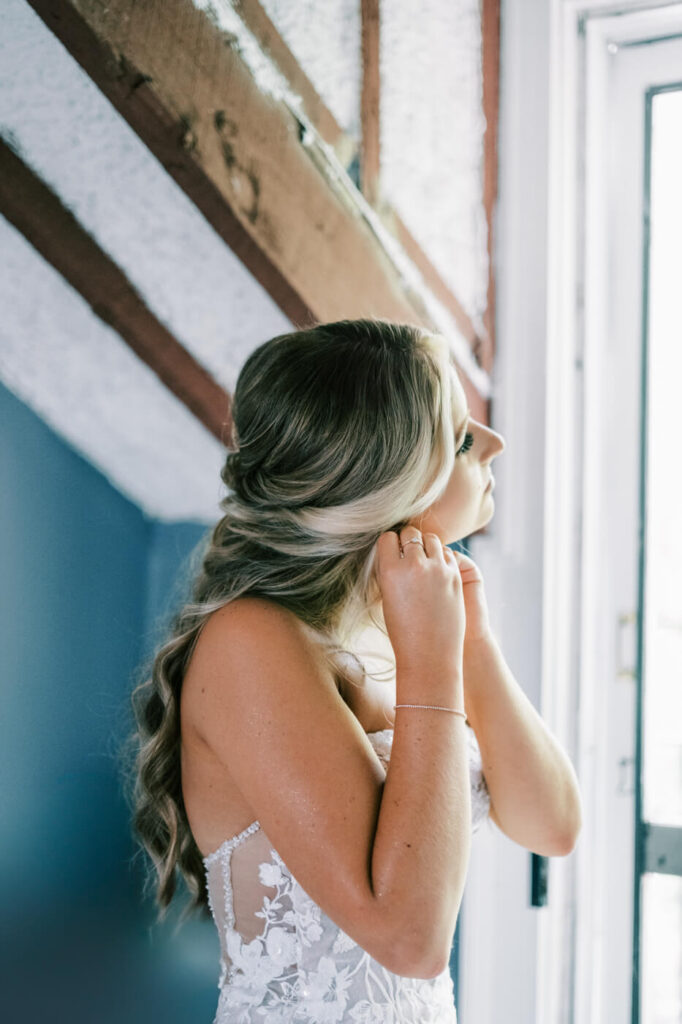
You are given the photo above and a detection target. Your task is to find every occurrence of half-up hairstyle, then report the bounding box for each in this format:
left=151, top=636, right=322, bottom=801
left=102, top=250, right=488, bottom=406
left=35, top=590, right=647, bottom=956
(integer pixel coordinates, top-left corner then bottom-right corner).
left=120, top=316, right=459, bottom=928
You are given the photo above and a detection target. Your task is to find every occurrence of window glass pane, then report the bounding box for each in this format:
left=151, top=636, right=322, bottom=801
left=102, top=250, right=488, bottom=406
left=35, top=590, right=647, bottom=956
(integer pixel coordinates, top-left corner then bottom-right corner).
left=643, top=88, right=682, bottom=827
left=641, top=872, right=682, bottom=1024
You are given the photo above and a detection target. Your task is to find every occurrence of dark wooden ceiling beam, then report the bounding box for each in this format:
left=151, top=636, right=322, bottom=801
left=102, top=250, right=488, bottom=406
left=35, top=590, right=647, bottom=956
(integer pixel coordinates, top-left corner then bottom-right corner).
left=0, top=137, right=234, bottom=446
left=481, top=0, right=501, bottom=376
left=385, top=209, right=482, bottom=353
left=361, top=0, right=381, bottom=208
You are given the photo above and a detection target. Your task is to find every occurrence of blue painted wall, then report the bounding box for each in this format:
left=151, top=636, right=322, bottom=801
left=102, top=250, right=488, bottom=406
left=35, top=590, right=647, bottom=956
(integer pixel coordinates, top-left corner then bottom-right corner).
left=0, top=381, right=220, bottom=1022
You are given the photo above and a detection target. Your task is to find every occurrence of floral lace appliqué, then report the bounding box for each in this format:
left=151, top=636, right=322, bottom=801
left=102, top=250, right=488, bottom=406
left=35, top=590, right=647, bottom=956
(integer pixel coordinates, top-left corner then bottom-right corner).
left=204, top=726, right=490, bottom=1022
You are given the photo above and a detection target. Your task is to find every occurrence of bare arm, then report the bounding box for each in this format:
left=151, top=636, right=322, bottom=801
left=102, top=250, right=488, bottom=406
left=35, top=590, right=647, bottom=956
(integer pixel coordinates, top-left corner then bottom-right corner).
left=371, top=666, right=472, bottom=974
left=464, top=632, right=582, bottom=855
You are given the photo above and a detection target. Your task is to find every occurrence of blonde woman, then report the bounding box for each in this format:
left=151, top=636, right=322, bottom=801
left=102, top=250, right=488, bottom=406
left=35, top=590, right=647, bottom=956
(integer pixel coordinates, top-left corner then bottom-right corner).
left=125, top=317, right=570, bottom=1022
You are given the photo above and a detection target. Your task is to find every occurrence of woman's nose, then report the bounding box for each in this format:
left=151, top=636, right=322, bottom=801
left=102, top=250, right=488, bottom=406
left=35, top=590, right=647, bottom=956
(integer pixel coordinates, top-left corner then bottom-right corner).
left=481, top=424, right=505, bottom=451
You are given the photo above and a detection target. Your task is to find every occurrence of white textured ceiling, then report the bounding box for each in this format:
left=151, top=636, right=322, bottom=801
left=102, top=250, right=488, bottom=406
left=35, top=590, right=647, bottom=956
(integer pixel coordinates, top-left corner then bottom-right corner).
left=380, top=0, right=489, bottom=327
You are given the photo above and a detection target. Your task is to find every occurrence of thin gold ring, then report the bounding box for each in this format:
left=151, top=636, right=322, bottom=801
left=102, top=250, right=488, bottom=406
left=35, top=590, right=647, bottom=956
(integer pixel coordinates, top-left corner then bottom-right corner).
left=399, top=537, right=451, bottom=558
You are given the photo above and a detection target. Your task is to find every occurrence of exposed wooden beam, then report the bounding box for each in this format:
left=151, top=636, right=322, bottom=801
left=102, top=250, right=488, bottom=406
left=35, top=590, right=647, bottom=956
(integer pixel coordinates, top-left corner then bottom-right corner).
left=26, top=0, right=419, bottom=327
left=0, top=137, right=234, bottom=447
left=386, top=209, right=481, bottom=352
left=472, top=0, right=502, bottom=538
left=481, top=0, right=501, bottom=376
left=361, top=0, right=381, bottom=208
left=28, top=0, right=316, bottom=327
left=231, top=0, right=357, bottom=173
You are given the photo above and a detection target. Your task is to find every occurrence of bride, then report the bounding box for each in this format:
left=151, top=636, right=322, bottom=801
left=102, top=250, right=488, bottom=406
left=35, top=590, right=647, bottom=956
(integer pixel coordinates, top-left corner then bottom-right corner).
left=124, top=316, right=534, bottom=1022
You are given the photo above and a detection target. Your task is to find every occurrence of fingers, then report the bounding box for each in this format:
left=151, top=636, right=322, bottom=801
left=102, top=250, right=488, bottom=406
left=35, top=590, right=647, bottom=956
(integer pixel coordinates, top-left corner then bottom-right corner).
left=442, top=543, right=456, bottom=563
left=451, top=550, right=483, bottom=584
left=397, top=527, right=447, bottom=562
left=420, top=532, right=444, bottom=560
left=377, top=530, right=401, bottom=560
left=377, top=528, right=453, bottom=564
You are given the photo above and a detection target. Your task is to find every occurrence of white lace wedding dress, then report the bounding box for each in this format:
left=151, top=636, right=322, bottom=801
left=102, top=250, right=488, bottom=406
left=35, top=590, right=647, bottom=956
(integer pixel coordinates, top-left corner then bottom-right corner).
left=203, top=722, right=491, bottom=1023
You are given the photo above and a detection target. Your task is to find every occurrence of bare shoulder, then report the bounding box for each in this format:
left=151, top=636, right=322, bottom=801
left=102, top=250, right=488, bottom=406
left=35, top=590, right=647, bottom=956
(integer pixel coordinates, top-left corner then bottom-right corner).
left=198, top=595, right=328, bottom=662
left=182, top=595, right=340, bottom=751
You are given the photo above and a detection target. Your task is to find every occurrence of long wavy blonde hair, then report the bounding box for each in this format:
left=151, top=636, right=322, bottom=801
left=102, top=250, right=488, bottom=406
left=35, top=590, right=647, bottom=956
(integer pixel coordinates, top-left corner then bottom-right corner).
left=120, top=317, right=459, bottom=927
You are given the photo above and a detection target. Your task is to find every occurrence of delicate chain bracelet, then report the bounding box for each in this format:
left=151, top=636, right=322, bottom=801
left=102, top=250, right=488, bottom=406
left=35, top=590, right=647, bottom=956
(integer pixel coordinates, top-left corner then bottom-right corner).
left=393, top=703, right=467, bottom=720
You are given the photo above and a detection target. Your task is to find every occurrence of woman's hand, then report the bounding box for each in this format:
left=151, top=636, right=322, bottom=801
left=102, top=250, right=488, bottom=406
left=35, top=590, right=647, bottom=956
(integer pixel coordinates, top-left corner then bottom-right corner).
left=374, top=527, right=466, bottom=682
left=450, top=547, right=493, bottom=644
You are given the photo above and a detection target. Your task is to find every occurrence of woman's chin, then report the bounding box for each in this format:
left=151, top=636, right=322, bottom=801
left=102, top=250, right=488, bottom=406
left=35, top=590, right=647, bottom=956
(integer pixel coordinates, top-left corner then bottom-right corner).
left=468, top=500, right=495, bottom=537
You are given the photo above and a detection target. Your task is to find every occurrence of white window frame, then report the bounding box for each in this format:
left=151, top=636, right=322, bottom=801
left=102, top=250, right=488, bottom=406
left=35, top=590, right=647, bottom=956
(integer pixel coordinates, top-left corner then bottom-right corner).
left=540, top=4, right=682, bottom=1024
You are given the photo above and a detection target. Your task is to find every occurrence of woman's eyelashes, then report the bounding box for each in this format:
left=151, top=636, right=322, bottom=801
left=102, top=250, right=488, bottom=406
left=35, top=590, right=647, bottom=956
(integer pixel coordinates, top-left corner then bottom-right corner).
left=456, top=431, right=474, bottom=456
